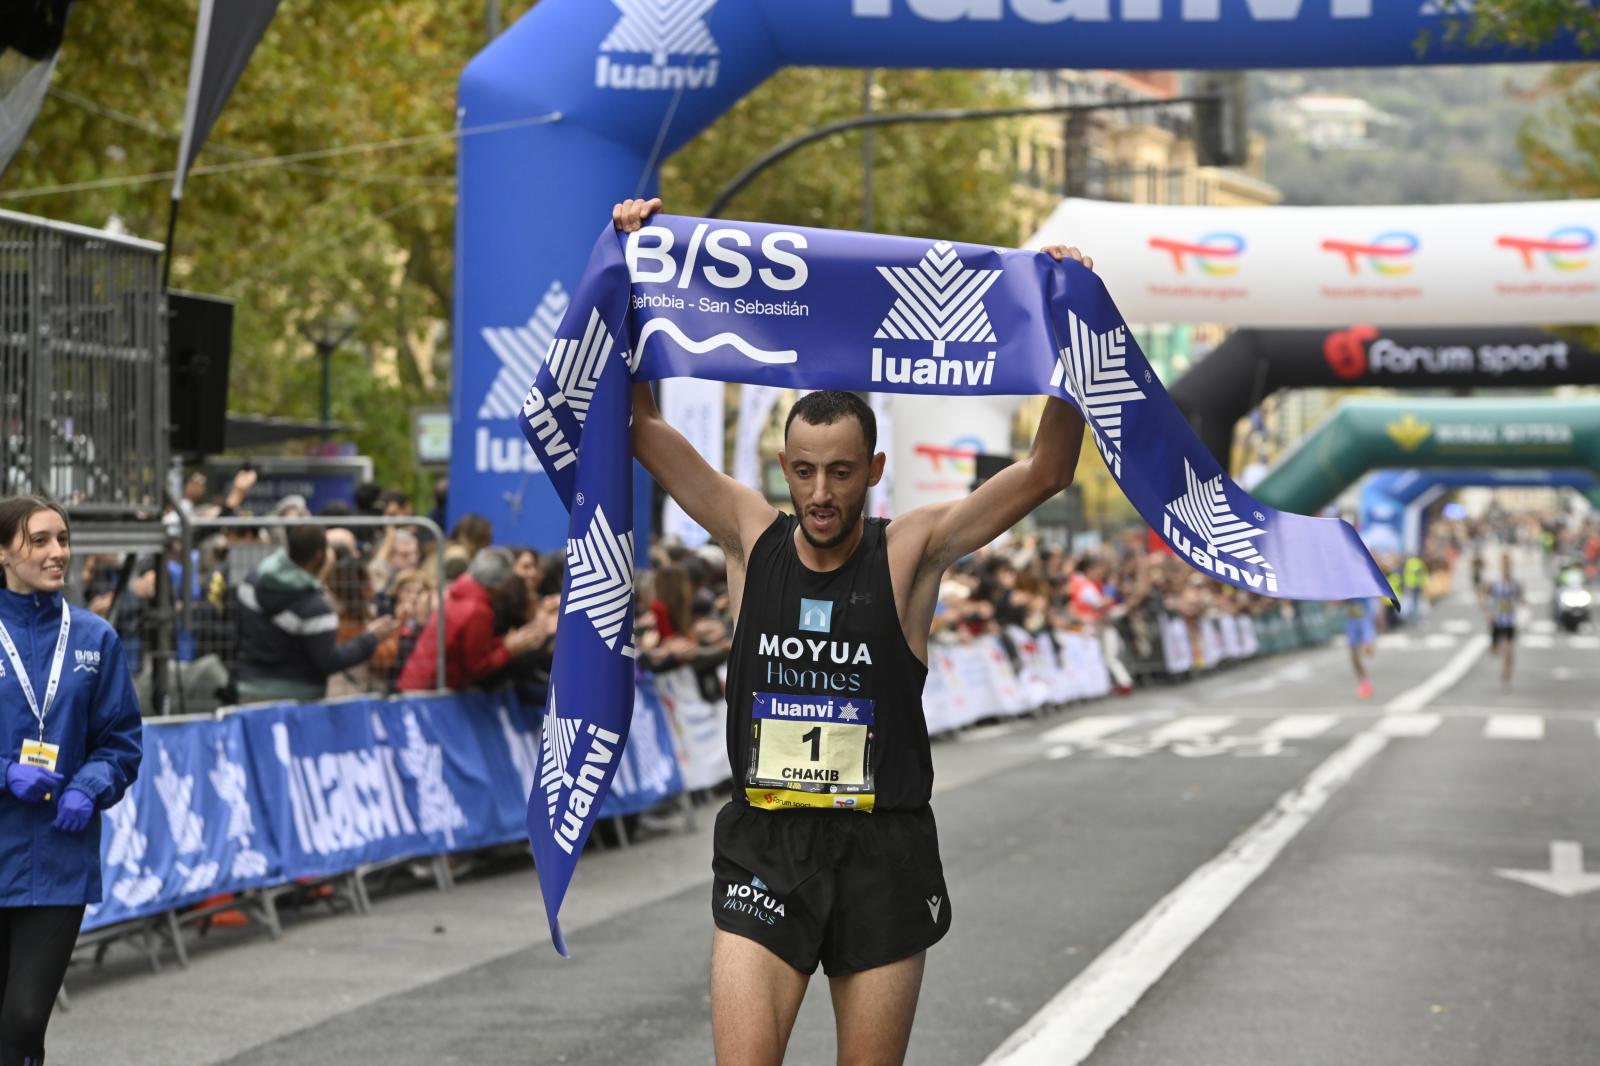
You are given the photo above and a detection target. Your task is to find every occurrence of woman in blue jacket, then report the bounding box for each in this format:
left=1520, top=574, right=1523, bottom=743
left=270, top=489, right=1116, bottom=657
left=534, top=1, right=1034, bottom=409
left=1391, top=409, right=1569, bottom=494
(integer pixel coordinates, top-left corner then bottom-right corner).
left=0, top=496, right=141, bottom=1066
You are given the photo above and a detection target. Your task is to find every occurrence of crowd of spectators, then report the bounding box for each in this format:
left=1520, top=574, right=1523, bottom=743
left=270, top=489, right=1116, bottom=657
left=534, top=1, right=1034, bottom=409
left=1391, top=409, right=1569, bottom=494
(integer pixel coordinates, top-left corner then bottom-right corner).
left=86, top=463, right=1541, bottom=716
left=74, top=471, right=565, bottom=713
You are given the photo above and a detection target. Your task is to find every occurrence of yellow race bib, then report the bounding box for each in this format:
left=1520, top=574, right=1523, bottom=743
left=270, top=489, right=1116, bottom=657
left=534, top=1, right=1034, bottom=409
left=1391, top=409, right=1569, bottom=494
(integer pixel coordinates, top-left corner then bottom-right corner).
left=745, top=693, right=876, bottom=811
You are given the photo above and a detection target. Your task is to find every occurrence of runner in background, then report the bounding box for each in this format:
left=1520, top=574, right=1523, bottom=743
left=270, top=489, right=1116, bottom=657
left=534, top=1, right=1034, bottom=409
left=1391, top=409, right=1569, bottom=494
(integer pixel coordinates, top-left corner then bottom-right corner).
left=1482, top=553, right=1523, bottom=687
left=1344, top=598, right=1378, bottom=701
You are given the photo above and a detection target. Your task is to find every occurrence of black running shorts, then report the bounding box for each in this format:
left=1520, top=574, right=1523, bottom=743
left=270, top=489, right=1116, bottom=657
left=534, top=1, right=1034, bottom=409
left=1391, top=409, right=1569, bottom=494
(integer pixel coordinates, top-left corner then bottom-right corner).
left=1491, top=622, right=1517, bottom=645
left=710, top=802, right=952, bottom=977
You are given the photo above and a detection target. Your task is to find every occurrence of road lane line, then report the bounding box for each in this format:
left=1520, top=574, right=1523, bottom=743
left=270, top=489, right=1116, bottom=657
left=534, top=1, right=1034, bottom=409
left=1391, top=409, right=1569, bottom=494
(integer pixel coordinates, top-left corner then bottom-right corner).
left=985, top=635, right=1491, bottom=1066
left=1523, top=634, right=1555, bottom=650
left=1373, top=714, right=1443, bottom=738
left=1442, top=619, right=1473, bottom=635
left=1148, top=716, right=1237, bottom=743
left=1259, top=715, right=1341, bottom=740
left=983, top=730, right=1392, bottom=1066
left=1384, top=633, right=1490, bottom=713
left=1423, top=633, right=1458, bottom=649
left=1483, top=715, right=1544, bottom=740
left=1041, top=715, right=1141, bottom=745
left=1571, top=635, right=1600, bottom=651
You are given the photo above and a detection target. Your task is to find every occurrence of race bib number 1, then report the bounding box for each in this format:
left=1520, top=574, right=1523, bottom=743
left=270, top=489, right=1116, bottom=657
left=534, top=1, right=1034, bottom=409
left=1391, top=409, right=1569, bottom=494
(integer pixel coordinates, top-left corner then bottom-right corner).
left=746, top=693, right=875, bottom=812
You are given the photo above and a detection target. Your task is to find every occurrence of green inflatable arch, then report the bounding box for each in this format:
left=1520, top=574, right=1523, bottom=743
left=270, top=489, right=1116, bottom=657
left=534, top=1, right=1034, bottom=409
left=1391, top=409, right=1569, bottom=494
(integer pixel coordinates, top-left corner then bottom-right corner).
left=1252, top=398, right=1600, bottom=514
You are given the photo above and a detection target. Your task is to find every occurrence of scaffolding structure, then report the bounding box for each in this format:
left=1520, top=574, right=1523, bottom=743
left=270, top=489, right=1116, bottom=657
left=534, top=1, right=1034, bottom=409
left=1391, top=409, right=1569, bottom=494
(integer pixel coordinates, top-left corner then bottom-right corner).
left=1, top=207, right=169, bottom=514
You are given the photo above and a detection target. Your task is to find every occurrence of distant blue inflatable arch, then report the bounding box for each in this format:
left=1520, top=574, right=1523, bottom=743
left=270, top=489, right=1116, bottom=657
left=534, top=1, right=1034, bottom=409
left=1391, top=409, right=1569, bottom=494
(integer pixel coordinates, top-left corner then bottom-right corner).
left=452, top=1, right=1580, bottom=544
left=1361, top=468, right=1600, bottom=556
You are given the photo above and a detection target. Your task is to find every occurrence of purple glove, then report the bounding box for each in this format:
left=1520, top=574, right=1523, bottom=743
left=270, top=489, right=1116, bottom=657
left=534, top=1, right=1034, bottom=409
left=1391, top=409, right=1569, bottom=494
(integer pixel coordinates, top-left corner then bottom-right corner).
left=5, top=762, right=64, bottom=803
left=52, top=788, right=95, bottom=833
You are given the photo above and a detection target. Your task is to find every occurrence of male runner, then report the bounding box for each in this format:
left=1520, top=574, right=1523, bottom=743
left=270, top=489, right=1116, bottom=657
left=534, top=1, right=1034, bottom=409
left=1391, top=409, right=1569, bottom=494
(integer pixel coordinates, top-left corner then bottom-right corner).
left=1344, top=598, right=1378, bottom=700
left=1483, top=553, right=1522, bottom=687
left=615, top=197, right=1089, bottom=1065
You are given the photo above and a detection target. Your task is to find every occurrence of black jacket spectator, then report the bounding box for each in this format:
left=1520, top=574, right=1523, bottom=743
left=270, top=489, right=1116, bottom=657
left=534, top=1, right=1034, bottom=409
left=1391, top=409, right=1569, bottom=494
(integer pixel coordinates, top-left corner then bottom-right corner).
left=235, top=526, right=381, bottom=702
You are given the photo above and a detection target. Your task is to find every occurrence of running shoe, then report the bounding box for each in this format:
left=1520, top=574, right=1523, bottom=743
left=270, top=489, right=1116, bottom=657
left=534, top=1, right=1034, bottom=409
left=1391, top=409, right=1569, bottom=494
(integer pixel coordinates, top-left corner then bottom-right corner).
left=1356, top=677, right=1374, bottom=700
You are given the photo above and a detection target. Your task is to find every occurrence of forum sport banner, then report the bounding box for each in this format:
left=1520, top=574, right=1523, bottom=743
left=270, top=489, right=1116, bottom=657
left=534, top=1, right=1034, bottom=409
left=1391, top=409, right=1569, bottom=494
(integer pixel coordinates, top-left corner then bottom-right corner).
left=516, top=214, right=1393, bottom=955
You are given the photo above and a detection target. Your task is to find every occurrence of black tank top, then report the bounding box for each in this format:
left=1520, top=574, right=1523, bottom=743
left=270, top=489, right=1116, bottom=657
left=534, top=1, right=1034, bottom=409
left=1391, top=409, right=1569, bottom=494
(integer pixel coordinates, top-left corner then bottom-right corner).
left=725, top=514, right=932, bottom=813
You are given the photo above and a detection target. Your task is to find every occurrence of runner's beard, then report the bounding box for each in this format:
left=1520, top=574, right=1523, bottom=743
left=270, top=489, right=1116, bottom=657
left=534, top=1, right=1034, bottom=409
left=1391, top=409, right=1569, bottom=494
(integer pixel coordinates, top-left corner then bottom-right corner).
left=794, top=491, right=865, bottom=550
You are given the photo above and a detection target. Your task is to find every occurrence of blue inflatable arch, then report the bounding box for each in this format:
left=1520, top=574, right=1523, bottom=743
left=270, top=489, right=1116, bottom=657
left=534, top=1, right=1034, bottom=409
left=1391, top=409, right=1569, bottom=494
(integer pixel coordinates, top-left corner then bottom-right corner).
left=452, top=0, right=1580, bottom=544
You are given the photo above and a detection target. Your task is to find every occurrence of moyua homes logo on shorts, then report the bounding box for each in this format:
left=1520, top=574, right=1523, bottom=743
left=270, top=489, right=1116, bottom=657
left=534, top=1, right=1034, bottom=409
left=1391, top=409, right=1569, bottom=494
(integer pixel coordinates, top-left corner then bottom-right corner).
left=798, top=598, right=833, bottom=634
left=870, top=241, right=1002, bottom=388
left=596, top=0, right=720, bottom=91
left=1161, top=459, right=1277, bottom=593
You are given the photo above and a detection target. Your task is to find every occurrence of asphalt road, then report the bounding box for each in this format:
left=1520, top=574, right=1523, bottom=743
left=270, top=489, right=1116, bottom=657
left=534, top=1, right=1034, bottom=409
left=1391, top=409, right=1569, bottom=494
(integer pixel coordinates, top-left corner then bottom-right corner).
left=51, top=553, right=1600, bottom=1065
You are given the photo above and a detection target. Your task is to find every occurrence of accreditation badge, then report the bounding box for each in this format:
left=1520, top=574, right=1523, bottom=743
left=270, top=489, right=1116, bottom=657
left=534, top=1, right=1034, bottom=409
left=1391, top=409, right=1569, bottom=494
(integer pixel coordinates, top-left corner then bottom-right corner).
left=745, top=693, right=876, bottom=812
left=19, top=738, right=59, bottom=773
left=19, top=739, right=60, bottom=801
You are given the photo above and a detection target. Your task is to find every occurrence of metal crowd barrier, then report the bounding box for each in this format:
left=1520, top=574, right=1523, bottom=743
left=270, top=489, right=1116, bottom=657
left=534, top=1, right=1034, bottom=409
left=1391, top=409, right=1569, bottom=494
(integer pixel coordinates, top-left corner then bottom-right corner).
left=0, top=208, right=168, bottom=511
left=81, top=514, right=449, bottom=716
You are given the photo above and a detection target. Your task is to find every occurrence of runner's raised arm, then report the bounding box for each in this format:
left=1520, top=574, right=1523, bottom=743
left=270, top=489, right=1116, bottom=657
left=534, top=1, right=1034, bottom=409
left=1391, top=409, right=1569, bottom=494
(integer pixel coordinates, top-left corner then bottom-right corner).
left=616, top=197, right=777, bottom=567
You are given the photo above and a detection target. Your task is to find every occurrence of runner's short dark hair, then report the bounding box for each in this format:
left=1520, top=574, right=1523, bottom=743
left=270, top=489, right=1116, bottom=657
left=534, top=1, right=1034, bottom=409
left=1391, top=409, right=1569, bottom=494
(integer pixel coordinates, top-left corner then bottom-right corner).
left=784, top=391, right=877, bottom=454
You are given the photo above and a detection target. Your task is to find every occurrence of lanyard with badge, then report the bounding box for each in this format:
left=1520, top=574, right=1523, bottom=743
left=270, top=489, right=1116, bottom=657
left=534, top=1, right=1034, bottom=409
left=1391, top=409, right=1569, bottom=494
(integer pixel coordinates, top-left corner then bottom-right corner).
left=0, top=600, right=71, bottom=791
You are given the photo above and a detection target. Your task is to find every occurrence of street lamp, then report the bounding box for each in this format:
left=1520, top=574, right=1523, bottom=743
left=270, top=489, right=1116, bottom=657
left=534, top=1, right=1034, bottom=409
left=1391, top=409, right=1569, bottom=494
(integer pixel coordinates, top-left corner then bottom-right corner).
left=298, top=314, right=358, bottom=440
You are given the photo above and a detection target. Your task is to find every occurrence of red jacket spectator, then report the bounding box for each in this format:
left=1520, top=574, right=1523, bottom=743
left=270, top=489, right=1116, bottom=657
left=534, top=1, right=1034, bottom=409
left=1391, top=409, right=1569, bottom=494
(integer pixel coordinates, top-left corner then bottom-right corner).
left=397, top=574, right=507, bottom=691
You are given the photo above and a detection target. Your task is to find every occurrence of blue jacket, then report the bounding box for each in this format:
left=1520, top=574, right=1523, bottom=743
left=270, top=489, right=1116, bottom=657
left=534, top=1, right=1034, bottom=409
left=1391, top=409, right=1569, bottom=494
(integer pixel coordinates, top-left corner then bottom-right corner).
left=0, top=588, right=143, bottom=905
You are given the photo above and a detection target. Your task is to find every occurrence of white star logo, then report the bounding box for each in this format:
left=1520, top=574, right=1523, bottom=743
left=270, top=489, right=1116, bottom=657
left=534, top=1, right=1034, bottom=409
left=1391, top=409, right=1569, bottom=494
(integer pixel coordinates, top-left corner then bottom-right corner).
left=839, top=703, right=860, bottom=722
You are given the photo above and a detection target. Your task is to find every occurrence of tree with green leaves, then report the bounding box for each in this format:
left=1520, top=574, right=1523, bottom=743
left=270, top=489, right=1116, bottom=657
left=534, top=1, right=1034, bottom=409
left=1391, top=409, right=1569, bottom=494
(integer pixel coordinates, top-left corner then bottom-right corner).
left=2, top=2, right=1026, bottom=502
left=1438, top=1, right=1600, bottom=346
left=1430, top=0, right=1600, bottom=53
left=662, top=67, right=1026, bottom=246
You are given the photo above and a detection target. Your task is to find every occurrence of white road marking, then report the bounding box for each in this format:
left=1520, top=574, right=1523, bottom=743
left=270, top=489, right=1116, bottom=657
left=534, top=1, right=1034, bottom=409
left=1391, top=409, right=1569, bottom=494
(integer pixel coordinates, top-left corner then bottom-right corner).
left=1377, top=633, right=1412, bottom=650
left=1259, top=715, right=1341, bottom=740
left=1372, top=714, right=1443, bottom=738
left=987, top=638, right=1485, bottom=1066
left=1442, top=619, right=1473, bottom=635
left=1040, top=715, right=1141, bottom=745
left=1423, top=633, right=1459, bottom=649
left=1483, top=715, right=1544, bottom=740
left=1528, top=619, right=1556, bottom=635
left=1148, top=716, right=1237, bottom=743
left=1571, top=635, right=1600, bottom=651
left=1384, top=634, right=1490, bottom=713
left=983, top=730, right=1392, bottom=1066
left=1523, top=634, right=1555, bottom=650
left=1494, top=841, right=1600, bottom=898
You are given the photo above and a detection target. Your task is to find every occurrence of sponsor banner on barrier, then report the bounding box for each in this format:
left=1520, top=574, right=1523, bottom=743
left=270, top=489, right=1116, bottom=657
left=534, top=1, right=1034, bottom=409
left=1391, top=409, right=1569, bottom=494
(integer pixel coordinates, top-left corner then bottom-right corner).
left=83, top=687, right=681, bottom=933
left=86, top=718, right=279, bottom=932
left=653, top=668, right=730, bottom=792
